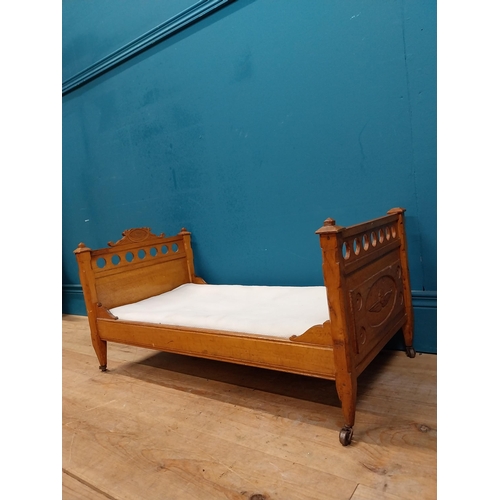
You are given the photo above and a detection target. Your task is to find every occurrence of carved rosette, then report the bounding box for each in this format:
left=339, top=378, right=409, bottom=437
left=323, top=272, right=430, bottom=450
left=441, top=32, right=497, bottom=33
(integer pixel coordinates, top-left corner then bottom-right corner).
left=365, top=276, right=397, bottom=328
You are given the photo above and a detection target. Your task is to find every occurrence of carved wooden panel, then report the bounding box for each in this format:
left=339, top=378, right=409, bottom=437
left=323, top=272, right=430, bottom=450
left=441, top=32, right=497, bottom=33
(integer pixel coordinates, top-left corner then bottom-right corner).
left=348, top=260, right=406, bottom=356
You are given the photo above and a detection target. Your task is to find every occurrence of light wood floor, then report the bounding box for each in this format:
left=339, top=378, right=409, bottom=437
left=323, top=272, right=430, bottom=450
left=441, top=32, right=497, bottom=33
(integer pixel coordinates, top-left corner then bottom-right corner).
left=62, top=315, right=436, bottom=500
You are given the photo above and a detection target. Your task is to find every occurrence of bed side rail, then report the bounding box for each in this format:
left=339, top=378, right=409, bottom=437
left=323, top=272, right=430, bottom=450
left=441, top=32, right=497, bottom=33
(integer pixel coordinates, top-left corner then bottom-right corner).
left=316, top=208, right=413, bottom=374
left=74, top=227, right=200, bottom=311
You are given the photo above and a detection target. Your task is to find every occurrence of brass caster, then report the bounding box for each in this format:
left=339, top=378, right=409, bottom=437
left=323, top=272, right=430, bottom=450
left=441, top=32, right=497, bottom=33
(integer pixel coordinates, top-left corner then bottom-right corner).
left=339, top=426, right=353, bottom=446
left=406, top=346, right=416, bottom=358
left=99, top=365, right=107, bottom=372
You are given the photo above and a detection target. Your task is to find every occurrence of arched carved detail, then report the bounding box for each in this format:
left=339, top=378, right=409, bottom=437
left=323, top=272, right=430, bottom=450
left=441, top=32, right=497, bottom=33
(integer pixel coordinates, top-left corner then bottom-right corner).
left=107, top=227, right=166, bottom=247
left=290, top=321, right=333, bottom=346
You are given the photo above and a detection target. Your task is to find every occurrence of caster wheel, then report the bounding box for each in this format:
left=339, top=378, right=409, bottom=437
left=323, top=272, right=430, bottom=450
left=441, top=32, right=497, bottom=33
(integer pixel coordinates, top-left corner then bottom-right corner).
left=99, top=365, right=107, bottom=372
left=339, top=426, right=353, bottom=446
left=406, top=346, right=416, bottom=358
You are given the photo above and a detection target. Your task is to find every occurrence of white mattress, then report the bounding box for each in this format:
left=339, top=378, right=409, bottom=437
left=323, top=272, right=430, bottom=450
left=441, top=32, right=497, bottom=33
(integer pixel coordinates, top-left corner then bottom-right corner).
left=110, top=283, right=329, bottom=339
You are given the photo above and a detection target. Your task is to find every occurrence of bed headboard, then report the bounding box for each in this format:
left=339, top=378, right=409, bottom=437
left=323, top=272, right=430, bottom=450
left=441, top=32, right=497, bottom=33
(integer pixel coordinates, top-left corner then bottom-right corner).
left=316, top=208, right=413, bottom=372
left=74, top=227, right=198, bottom=311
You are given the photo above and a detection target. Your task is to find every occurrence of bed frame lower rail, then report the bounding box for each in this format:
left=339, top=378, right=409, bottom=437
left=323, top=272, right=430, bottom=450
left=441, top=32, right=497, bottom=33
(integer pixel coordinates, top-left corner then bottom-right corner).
left=97, top=319, right=336, bottom=379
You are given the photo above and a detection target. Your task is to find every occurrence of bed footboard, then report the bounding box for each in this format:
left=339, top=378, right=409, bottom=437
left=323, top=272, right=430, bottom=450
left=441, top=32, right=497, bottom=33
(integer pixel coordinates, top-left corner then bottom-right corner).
left=316, top=208, right=414, bottom=445
left=74, top=226, right=202, bottom=371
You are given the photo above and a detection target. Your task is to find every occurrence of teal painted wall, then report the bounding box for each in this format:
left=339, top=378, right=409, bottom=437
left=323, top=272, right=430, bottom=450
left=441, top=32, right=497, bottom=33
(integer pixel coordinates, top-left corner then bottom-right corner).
left=62, top=0, right=436, bottom=353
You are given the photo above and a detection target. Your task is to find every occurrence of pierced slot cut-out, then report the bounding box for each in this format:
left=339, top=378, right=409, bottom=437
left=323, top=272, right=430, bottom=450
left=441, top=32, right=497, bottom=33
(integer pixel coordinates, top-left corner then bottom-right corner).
left=362, top=234, right=369, bottom=251
left=342, top=242, right=350, bottom=260
left=353, top=238, right=361, bottom=255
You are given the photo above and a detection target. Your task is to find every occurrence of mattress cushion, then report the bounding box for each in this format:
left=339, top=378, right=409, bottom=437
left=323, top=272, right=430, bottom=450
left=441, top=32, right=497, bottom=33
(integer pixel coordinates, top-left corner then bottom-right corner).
left=110, top=283, right=329, bottom=339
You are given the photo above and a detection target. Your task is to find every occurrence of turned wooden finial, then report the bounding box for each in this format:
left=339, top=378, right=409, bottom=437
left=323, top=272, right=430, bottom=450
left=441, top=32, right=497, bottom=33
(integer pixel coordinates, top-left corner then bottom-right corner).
left=179, top=227, right=191, bottom=235
left=74, top=242, right=91, bottom=254
left=316, top=217, right=344, bottom=234
left=387, top=207, right=406, bottom=215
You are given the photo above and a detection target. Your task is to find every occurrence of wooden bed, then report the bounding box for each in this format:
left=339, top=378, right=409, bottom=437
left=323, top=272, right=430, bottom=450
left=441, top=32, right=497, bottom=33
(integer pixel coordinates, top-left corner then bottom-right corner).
left=74, top=208, right=415, bottom=446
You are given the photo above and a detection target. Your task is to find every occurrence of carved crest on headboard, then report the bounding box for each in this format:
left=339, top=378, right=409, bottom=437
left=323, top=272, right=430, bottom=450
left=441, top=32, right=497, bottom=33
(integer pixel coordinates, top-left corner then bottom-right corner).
left=107, top=227, right=166, bottom=247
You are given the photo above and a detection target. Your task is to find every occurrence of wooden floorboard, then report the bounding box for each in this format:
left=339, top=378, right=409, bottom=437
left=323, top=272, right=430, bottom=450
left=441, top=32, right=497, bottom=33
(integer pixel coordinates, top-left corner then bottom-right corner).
left=63, top=470, right=118, bottom=500
left=62, top=315, right=437, bottom=500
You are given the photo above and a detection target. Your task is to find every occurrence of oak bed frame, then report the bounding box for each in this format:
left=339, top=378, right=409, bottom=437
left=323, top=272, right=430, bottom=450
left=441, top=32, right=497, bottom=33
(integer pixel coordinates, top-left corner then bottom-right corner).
left=74, top=208, right=415, bottom=446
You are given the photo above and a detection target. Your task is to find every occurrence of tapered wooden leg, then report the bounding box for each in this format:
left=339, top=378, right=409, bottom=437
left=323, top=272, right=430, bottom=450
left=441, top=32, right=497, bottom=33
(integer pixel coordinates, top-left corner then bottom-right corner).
left=402, top=320, right=416, bottom=358
left=91, top=334, right=107, bottom=371
left=335, top=373, right=357, bottom=446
